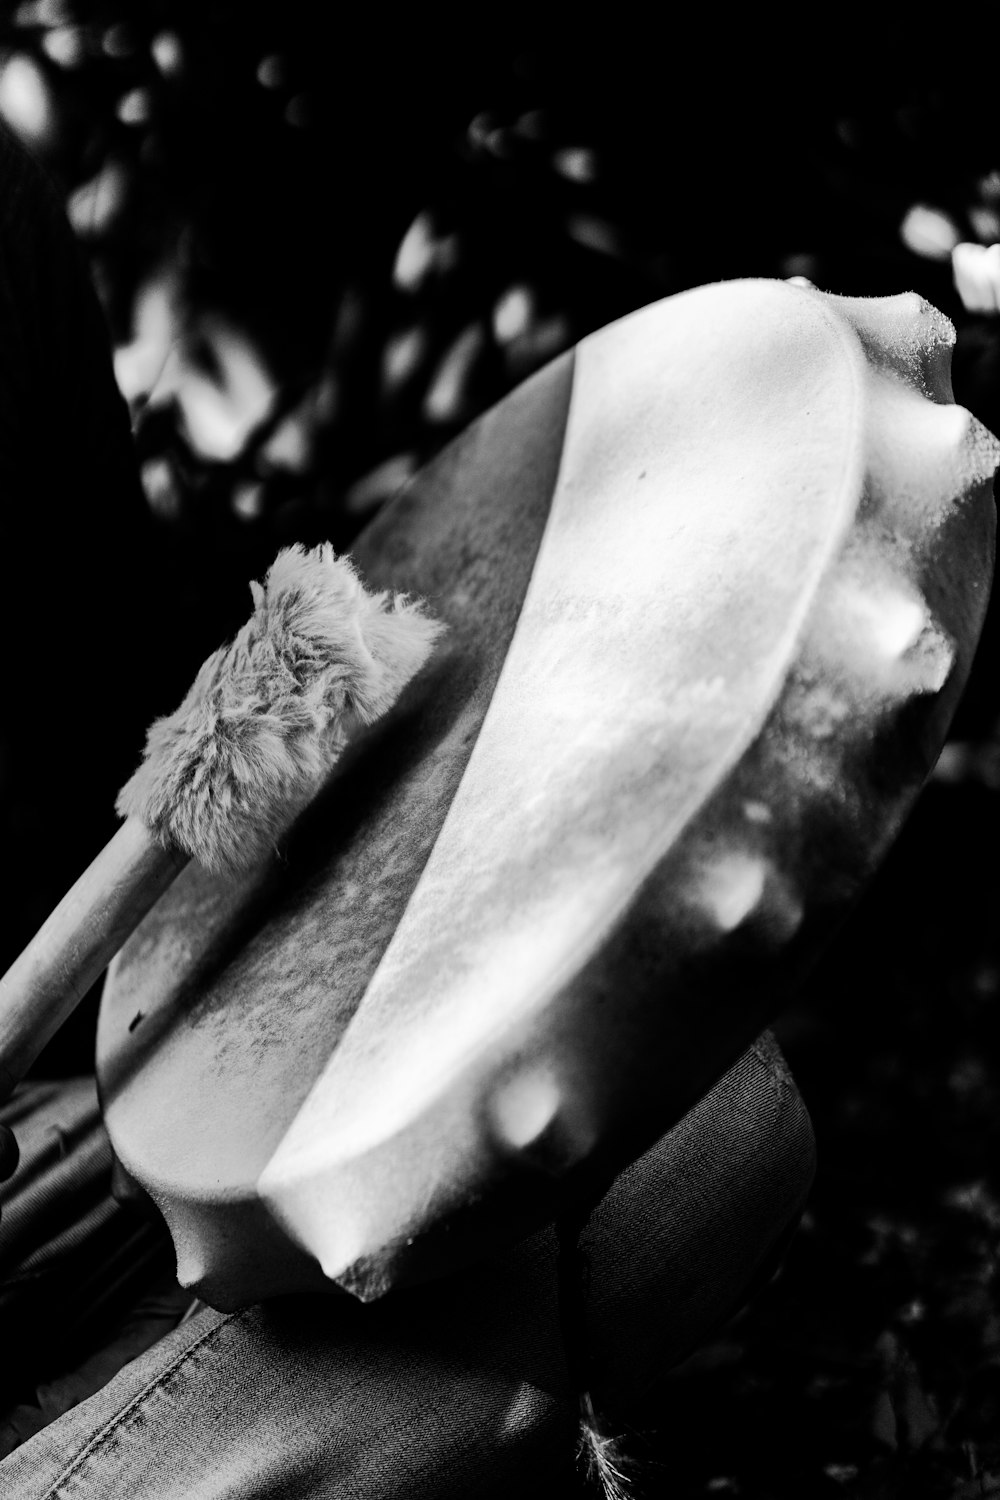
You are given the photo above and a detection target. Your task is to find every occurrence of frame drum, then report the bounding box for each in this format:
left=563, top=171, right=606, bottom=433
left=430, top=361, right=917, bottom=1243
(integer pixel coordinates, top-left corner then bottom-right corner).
left=97, top=281, right=998, bottom=1308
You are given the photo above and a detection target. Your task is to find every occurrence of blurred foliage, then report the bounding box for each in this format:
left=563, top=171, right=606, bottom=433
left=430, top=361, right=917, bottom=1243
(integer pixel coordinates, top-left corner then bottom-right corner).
left=3, top=10, right=999, bottom=563
left=2, top=8, right=1000, bottom=1497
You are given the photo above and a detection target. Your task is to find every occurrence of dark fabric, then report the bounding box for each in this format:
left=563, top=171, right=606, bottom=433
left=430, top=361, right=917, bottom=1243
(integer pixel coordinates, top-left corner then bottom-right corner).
left=0, top=1039, right=815, bottom=1497
left=0, top=1080, right=184, bottom=1456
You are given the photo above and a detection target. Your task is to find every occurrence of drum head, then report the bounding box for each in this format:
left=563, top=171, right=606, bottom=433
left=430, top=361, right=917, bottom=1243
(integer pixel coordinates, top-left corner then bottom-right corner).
left=98, top=282, right=997, bottom=1307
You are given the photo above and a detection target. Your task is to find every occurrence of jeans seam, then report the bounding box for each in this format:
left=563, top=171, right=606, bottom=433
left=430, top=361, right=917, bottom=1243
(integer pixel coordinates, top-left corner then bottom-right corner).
left=36, top=1311, right=244, bottom=1499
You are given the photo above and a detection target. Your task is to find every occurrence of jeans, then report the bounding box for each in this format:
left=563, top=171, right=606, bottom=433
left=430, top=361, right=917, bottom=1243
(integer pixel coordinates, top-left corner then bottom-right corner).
left=1, top=1041, right=815, bottom=1498
left=0, top=122, right=817, bottom=1495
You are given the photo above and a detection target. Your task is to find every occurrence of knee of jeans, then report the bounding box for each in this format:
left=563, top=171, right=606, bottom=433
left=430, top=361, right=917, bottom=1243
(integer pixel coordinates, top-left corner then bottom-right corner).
left=580, top=1030, right=815, bottom=1414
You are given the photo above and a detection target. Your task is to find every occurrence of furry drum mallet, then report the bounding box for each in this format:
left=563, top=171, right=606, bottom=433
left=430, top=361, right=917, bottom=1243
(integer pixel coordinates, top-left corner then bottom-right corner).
left=0, top=542, right=443, bottom=1097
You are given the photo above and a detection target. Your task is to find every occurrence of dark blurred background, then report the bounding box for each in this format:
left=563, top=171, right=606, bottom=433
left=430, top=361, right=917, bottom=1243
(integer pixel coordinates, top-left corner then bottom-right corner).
left=1, top=8, right=1000, bottom=1496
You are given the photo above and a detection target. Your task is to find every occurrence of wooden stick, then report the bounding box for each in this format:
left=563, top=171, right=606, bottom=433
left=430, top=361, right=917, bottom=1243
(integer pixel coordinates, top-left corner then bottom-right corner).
left=0, top=820, right=187, bottom=1098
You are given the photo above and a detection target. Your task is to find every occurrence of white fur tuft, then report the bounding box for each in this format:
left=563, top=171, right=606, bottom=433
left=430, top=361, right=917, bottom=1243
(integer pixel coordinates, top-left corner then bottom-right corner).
left=578, top=1420, right=634, bottom=1500
left=116, top=543, right=444, bottom=874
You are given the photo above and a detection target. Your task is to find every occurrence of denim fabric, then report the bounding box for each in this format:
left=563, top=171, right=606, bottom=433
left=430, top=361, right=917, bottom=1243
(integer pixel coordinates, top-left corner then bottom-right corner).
left=0, top=1040, right=815, bottom=1497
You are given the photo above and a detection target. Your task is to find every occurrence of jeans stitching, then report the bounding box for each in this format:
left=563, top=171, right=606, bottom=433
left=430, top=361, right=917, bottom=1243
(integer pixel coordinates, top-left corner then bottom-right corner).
left=36, top=1312, right=245, bottom=1499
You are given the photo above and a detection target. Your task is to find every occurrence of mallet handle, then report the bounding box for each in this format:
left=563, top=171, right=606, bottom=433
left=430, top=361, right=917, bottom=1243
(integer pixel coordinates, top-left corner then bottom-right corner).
left=0, top=818, right=187, bottom=1098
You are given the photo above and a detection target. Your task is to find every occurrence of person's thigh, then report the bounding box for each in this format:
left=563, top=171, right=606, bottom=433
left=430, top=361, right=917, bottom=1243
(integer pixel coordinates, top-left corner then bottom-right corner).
left=0, top=1035, right=814, bottom=1499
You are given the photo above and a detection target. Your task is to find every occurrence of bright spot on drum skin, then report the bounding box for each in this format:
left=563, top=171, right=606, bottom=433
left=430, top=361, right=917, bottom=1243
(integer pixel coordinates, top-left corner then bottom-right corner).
left=851, top=586, right=929, bottom=662
left=697, top=853, right=769, bottom=933
left=489, top=1067, right=562, bottom=1152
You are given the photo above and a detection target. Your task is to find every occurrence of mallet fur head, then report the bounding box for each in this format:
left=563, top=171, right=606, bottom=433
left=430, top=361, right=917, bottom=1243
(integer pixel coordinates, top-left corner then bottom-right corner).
left=116, top=543, right=444, bottom=874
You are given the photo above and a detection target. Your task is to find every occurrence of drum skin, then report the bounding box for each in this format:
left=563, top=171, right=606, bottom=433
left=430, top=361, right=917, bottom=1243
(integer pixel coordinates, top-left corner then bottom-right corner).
left=97, top=280, right=999, bottom=1307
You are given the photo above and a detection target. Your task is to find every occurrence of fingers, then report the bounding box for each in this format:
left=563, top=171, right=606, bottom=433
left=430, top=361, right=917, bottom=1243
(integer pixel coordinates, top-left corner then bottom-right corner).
left=0, top=1122, right=19, bottom=1180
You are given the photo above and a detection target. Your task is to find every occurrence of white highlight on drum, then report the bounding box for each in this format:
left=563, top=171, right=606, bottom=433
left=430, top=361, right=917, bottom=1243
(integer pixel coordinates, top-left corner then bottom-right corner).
left=698, top=852, right=769, bottom=932
left=862, top=589, right=928, bottom=660
left=489, top=1066, right=562, bottom=1151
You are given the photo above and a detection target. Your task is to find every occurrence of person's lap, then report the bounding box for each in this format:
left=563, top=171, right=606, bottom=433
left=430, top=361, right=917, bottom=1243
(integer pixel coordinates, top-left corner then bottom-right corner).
left=1, top=1039, right=814, bottom=1497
